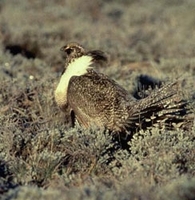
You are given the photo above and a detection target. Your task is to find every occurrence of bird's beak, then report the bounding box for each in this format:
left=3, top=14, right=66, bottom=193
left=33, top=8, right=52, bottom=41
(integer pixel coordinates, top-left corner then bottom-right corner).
left=60, top=46, right=67, bottom=52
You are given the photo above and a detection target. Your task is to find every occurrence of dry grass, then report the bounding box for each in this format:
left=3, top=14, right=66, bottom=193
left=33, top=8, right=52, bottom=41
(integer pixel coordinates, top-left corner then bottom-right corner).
left=0, top=0, right=195, bottom=199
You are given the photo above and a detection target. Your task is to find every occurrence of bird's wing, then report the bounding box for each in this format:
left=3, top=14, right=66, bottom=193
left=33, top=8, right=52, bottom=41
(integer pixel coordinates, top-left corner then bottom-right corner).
left=67, top=70, right=135, bottom=131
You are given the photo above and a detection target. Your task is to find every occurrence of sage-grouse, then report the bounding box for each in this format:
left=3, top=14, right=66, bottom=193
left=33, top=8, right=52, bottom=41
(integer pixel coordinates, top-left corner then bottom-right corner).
left=55, top=42, right=189, bottom=134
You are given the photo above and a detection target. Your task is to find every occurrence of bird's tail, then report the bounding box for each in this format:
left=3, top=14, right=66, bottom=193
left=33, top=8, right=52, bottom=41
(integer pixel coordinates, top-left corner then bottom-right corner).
left=126, top=81, right=193, bottom=132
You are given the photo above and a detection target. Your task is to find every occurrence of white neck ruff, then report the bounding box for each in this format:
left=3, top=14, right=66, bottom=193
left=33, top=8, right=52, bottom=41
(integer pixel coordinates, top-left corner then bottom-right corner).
left=54, top=55, right=93, bottom=109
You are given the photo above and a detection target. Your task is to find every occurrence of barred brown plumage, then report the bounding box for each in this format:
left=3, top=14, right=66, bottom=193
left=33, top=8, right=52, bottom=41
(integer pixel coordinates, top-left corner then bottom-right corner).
left=55, top=42, right=191, bottom=134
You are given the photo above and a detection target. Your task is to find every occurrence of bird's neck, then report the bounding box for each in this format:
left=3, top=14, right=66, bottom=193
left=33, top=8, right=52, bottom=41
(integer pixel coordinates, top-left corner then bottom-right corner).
left=55, top=55, right=93, bottom=110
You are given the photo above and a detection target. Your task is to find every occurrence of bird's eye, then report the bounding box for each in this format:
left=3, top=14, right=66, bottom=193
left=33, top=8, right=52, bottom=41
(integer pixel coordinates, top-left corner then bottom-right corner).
left=66, top=48, right=72, bottom=55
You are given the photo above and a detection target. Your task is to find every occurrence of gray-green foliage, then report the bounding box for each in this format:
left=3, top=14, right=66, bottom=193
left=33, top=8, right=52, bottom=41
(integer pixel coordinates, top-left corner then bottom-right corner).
left=129, top=127, right=195, bottom=184
left=0, top=0, right=195, bottom=199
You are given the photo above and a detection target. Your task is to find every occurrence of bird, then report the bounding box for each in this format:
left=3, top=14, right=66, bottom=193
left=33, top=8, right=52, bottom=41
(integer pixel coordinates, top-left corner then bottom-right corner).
left=54, top=42, right=189, bottom=135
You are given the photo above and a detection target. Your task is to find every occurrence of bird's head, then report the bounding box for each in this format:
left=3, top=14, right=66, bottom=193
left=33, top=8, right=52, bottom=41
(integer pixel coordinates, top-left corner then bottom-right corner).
left=60, top=42, right=85, bottom=59
left=60, top=42, right=108, bottom=73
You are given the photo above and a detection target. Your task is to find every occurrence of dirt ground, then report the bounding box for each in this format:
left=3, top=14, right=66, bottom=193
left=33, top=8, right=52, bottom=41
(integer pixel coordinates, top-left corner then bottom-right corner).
left=0, top=1, right=195, bottom=199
